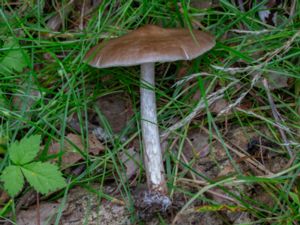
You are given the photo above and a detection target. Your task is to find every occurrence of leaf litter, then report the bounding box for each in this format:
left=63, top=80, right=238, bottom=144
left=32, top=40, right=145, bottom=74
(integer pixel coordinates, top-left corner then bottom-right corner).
left=48, top=133, right=104, bottom=168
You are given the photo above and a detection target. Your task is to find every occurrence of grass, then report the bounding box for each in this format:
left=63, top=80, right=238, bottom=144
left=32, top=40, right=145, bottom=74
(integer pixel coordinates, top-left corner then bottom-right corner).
left=0, top=0, right=300, bottom=224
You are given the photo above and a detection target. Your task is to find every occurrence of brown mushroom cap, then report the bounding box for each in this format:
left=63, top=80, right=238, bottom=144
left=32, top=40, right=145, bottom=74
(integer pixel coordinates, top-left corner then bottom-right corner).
left=85, top=25, right=215, bottom=68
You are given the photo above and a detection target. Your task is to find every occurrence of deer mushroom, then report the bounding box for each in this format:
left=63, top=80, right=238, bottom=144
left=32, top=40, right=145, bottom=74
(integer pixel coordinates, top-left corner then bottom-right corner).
left=84, top=25, right=215, bottom=210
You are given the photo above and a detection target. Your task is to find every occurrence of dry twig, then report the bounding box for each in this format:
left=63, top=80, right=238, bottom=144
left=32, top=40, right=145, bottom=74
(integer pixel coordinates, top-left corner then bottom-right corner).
left=161, top=80, right=238, bottom=138
left=262, top=78, right=294, bottom=159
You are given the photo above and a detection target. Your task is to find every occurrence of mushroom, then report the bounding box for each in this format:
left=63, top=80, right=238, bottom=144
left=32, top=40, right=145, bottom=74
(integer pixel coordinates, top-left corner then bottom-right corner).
left=84, top=25, right=215, bottom=210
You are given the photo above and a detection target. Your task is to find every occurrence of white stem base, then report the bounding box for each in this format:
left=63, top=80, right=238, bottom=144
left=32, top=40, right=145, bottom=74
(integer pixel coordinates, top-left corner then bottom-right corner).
left=140, top=63, right=167, bottom=193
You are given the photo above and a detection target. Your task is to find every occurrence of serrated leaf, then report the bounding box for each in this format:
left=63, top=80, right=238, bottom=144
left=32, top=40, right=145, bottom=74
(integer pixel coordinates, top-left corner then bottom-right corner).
left=0, top=165, right=24, bottom=197
left=9, top=135, right=41, bottom=165
left=0, top=38, right=29, bottom=75
left=21, top=162, right=66, bottom=194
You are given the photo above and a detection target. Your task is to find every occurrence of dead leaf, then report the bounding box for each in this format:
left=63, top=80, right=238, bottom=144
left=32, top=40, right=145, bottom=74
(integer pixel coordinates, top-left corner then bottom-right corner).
left=0, top=190, right=9, bottom=205
left=252, top=185, right=275, bottom=207
left=46, top=2, right=74, bottom=31
left=252, top=71, right=289, bottom=90
left=210, top=98, right=230, bottom=114
left=17, top=202, right=60, bottom=225
left=226, top=126, right=257, bottom=150
left=183, top=129, right=209, bottom=160
left=12, top=87, right=41, bottom=113
left=183, top=129, right=231, bottom=179
left=95, top=93, right=133, bottom=133
left=48, top=133, right=104, bottom=167
left=217, top=160, right=235, bottom=177
left=264, top=71, right=289, bottom=90
left=120, top=147, right=141, bottom=179
left=190, top=0, right=213, bottom=10
left=265, top=156, right=288, bottom=173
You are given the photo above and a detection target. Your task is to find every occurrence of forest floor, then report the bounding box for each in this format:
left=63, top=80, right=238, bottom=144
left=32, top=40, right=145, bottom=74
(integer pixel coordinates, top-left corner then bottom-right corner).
left=0, top=1, right=300, bottom=224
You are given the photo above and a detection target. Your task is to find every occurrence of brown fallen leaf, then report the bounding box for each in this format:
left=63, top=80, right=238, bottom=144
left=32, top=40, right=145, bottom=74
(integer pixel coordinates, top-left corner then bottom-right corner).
left=210, top=98, right=230, bottom=115
left=190, top=0, right=213, bottom=10
left=46, top=1, right=74, bottom=31
left=251, top=71, right=289, bottom=90
left=183, top=129, right=210, bottom=161
left=120, top=147, right=141, bottom=179
left=12, top=86, right=41, bottom=113
left=264, top=71, right=289, bottom=90
left=217, top=160, right=236, bottom=177
left=0, top=190, right=9, bottom=205
left=17, top=202, right=60, bottom=225
left=48, top=133, right=104, bottom=167
left=94, top=93, right=133, bottom=133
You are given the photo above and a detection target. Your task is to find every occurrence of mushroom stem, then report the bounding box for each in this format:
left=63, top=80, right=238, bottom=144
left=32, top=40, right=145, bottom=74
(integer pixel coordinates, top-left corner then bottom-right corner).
left=140, top=63, right=167, bottom=194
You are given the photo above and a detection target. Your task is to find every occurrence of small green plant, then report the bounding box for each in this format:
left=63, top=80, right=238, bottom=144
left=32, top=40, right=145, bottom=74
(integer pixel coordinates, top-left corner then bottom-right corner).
left=0, top=38, right=29, bottom=75
left=0, top=135, right=66, bottom=197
